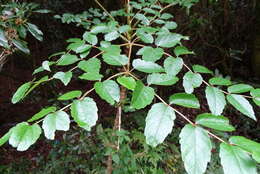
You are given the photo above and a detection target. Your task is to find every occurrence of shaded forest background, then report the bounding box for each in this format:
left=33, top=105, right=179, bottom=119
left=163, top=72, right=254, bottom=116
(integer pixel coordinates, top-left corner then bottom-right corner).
left=0, top=0, right=259, bottom=173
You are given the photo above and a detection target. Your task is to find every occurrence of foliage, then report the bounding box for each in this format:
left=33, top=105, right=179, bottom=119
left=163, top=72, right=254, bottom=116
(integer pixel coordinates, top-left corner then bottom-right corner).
left=1, top=0, right=260, bottom=173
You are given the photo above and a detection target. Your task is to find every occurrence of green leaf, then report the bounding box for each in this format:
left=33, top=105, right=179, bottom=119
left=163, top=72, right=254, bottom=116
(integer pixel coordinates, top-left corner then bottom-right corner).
left=83, top=32, right=98, bottom=45
left=102, top=45, right=128, bottom=66
left=229, top=136, right=260, bottom=155
left=12, top=82, right=32, bottom=104
left=28, top=106, right=57, bottom=122
left=42, top=111, right=70, bottom=140
left=219, top=143, right=257, bottom=174
left=174, top=46, right=194, bottom=57
left=58, top=90, right=82, bottom=100
left=134, top=13, right=150, bottom=25
left=53, top=71, right=73, bottom=86
left=147, top=73, right=179, bottom=86
left=0, top=28, right=9, bottom=48
left=160, top=13, right=173, bottom=19
left=12, top=39, right=30, bottom=54
left=164, top=57, right=183, bottom=76
left=117, top=76, right=136, bottom=91
left=71, top=97, right=98, bottom=131
left=155, top=33, right=188, bottom=48
left=136, top=46, right=164, bottom=62
left=205, top=86, right=226, bottom=115
left=94, top=80, right=120, bottom=105
left=164, top=21, right=178, bottom=30
left=9, top=122, right=41, bottom=151
left=180, top=124, right=212, bottom=174
left=78, top=58, right=101, bottom=74
left=183, top=72, right=203, bottom=94
left=79, top=72, right=103, bottom=81
left=42, top=60, right=52, bottom=71
left=0, top=129, right=13, bottom=146
left=104, top=31, right=120, bottom=41
left=27, top=23, right=43, bottom=41
left=250, top=89, right=260, bottom=106
left=91, top=24, right=108, bottom=34
left=195, top=113, right=235, bottom=132
left=131, top=81, right=155, bottom=109
left=67, top=41, right=91, bottom=54
left=118, top=25, right=131, bottom=33
left=226, top=94, right=256, bottom=121
left=209, top=77, right=232, bottom=86
left=144, top=103, right=176, bottom=147
left=252, top=152, right=260, bottom=163
left=192, top=65, right=213, bottom=74
left=227, top=84, right=253, bottom=94
left=57, top=54, right=79, bottom=66
left=136, top=31, right=154, bottom=44
left=169, top=93, right=200, bottom=108
left=132, top=59, right=164, bottom=73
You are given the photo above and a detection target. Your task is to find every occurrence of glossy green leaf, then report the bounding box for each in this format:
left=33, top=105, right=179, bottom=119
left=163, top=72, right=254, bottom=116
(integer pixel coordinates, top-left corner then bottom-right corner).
left=58, top=90, right=82, bottom=100
left=134, top=13, right=150, bottom=25
left=118, top=25, right=131, bottom=33
left=144, top=103, right=175, bottom=147
left=117, top=76, right=136, bottom=90
left=12, top=39, right=30, bottom=54
left=205, top=86, right=226, bottom=115
left=155, top=33, right=188, bottom=48
left=169, top=93, right=200, bottom=108
left=53, top=71, right=73, bottom=86
left=252, top=152, right=260, bottom=163
left=104, top=31, right=120, bottom=41
left=160, top=13, right=173, bottom=19
left=12, top=82, right=32, bottom=104
left=229, top=136, right=260, bottom=155
left=226, top=94, right=256, bottom=121
left=180, top=124, right=212, bottom=174
left=227, top=84, right=253, bottom=94
left=28, top=106, right=57, bottom=122
left=137, top=46, right=164, bottom=62
left=42, top=111, right=70, bottom=139
left=174, top=46, right=194, bottom=57
left=71, top=97, right=98, bottom=131
left=250, top=89, right=260, bottom=106
left=79, top=72, right=103, bottom=81
left=90, top=24, right=108, bottom=34
left=0, top=129, right=13, bottom=146
left=0, top=29, right=9, bottom=48
left=133, top=59, right=164, bottom=73
left=78, top=58, right=101, bottom=74
left=42, top=60, right=52, bottom=71
left=209, top=77, right=232, bottom=86
left=131, top=81, right=155, bottom=109
left=27, top=23, right=43, bottom=41
left=57, top=54, right=79, bottom=66
left=164, top=57, right=183, bottom=76
left=147, top=73, right=179, bottom=86
left=103, top=54, right=128, bottom=66
left=83, top=32, right=98, bottom=45
left=164, top=21, right=178, bottom=30
left=136, top=31, right=154, bottom=44
left=67, top=41, right=91, bottom=54
left=183, top=72, right=203, bottom=94
left=94, top=80, right=120, bottom=105
left=219, top=143, right=257, bottom=174
left=9, top=122, right=41, bottom=151
left=195, top=113, right=235, bottom=131
left=192, top=65, right=213, bottom=74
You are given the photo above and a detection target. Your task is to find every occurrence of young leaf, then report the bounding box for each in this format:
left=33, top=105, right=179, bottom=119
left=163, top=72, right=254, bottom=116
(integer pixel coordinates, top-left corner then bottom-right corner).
left=147, top=73, right=179, bottom=86
left=94, top=80, right=120, bottom=105
left=209, top=77, right=232, bottom=86
left=164, top=57, right=183, bottom=76
left=205, top=86, right=226, bottom=115
left=219, top=143, right=257, bottom=174
left=83, top=32, right=98, bottom=45
left=250, top=89, right=260, bottom=106
left=195, top=113, right=235, bottom=132
left=174, top=46, right=194, bottom=57
left=28, top=106, right=57, bottom=122
left=12, top=82, right=32, bottom=104
left=169, top=93, right=200, bottom=108
left=180, top=124, right=212, bottom=174
left=42, top=111, right=70, bottom=140
left=227, top=84, right=253, bottom=94
left=117, top=76, right=136, bottom=91
left=131, top=81, right=155, bottom=109
left=136, top=46, right=164, bottom=62
left=132, top=59, right=164, bottom=73
left=71, top=97, right=98, bottom=131
left=226, top=94, right=256, bottom=121
left=192, top=65, right=213, bottom=74
left=57, top=54, right=79, bottom=66
left=53, top=71, right=73, bottom=86
left=155, top=33, right=187, bottom=48
left=144, top=103, right=176, bottom=147
left=58, top=90, right=82, bottom=100
left=9, top=122, right=41, bottom=151
left=183, top=72, right=203, bottom=94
